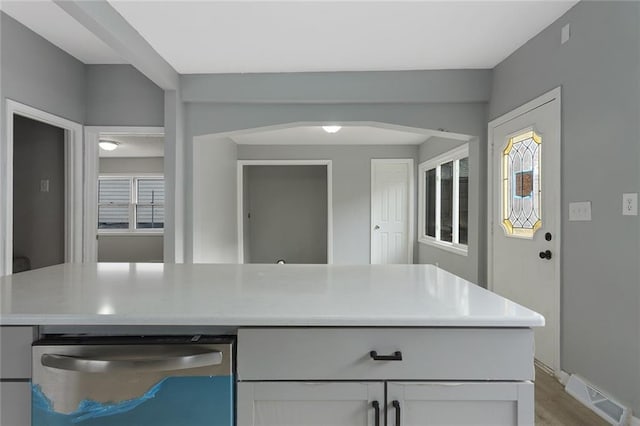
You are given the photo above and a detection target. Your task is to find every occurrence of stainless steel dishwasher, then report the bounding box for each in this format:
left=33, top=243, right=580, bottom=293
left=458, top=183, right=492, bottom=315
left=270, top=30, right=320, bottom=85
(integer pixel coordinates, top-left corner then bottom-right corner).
left=32, top=335, right=234, bottom=426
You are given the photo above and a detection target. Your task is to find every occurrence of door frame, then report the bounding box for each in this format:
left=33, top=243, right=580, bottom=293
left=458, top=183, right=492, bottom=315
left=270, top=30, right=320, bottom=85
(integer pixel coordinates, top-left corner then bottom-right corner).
left=487, top=86, right=562, bottom=373
left=1, top=99, right=83, bottom=276
left=84, top=126, right=165, bottom=262
left=236, top=159, right=333, bottom=264
left=370, top=158, right=415, bottom=264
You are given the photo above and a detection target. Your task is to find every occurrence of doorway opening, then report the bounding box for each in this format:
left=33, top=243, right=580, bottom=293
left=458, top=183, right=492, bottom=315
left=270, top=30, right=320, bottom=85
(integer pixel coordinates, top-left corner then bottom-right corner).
left=237, top=160, right=332, bottom=264
left=96, top=134, right=164, bottom=262
left=83, top=127, right=165, bottom=262
left=487, top=87, right=561, bottom=374
left=12, top=116, right=65, bottom=273
left=1, top=100, right=83, bottom=276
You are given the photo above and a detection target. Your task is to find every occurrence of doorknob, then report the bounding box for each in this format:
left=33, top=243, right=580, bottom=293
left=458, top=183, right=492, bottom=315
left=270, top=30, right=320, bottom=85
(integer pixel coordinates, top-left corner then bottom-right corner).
left=539, top=250, right=552, bottom=260
left=374, top=225, right=380, bottom=230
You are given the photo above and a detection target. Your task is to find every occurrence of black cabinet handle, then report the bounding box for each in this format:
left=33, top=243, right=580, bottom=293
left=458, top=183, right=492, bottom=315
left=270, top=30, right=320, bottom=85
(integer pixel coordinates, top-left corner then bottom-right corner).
left=392, top=400, right=401, bottom=426
left=371, top=400, right=380, bottom=426
left=369, top=350, right=402, bottom=361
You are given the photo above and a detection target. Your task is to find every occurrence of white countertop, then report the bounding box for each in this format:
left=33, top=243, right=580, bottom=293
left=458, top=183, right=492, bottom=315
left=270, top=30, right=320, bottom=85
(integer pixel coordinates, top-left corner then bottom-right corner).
left=0, top=263, right=544, bottom=327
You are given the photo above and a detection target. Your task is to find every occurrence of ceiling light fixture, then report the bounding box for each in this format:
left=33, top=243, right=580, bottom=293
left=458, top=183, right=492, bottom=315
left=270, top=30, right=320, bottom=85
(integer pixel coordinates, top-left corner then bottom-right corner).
left=99, top=140, right=119, bottom=151
left=322, top=125, right=342, bottom=134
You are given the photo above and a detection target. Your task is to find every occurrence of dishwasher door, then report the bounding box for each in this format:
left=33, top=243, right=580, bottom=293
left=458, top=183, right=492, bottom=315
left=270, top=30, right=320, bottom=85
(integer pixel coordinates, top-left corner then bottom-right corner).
left=32, top=336, right=233, bottom=426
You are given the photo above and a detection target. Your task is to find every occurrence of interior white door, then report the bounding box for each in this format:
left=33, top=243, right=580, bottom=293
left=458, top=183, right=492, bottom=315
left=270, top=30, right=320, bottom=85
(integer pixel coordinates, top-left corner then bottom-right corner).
left=489, top=91, right=561, bottom=372
left=371, top=160, right=413, bottom=264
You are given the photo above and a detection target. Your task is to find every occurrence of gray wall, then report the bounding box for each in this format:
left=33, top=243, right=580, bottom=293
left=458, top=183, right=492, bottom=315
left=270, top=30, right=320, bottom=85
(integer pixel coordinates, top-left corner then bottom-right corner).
left=97, top=236, right=163, bottom=263
left=97, top=157, right=164, bottom=262
left=246, top=165, right=328, bottom=264
left=1, top=12, right=85, bottom=124
left=99, top=157, right=164, bottom=174
left=490, top=1, right=640, bottom=413
left=85, top=64, right=164, bottom=126
left=238, top=145, right=419, bottom=264
left=12, top=115, right=65, bottom=270
left=418, top=137, right=480, bottom=283
left=181, top=70, right=492, bottom=104
left=192, top=136, right=238, bottom=263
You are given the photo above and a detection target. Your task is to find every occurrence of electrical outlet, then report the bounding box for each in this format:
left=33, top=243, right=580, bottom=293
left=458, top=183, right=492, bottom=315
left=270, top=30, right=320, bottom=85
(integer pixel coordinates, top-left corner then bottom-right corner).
left=40, top=179, right=49, bottom=192
left=569, top=201, right=591, bottom=221
left=622, top=193, right=637, bottom=216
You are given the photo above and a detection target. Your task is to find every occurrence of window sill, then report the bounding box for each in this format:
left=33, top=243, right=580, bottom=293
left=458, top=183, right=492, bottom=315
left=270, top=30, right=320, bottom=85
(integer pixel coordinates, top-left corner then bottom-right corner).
left=418, top=237, right=468, bottom=257
left=98, top=231, right=164, bottom=237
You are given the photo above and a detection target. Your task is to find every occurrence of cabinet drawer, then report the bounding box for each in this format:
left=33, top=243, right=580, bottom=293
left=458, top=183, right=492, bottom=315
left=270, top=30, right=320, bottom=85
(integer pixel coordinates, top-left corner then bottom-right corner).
left=238, top=328, right=534, bottom=381
left=1, top=326, right=34, bottom=379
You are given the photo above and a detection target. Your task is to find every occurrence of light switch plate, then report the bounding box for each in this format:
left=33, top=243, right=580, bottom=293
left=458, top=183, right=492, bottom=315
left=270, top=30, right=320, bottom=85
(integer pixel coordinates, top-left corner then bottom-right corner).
left=569, top=201, right=591, bottom=221
left=561, top=23, right=571, bottom=44
left=40, top=179, right=49, bottom=192
left=622, top=193, right=637, bottom=216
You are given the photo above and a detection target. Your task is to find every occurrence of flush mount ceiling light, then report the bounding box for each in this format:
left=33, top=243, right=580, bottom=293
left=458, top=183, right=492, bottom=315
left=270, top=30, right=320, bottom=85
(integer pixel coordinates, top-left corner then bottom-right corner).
left=99, top=140, right=119, bottom=151
left=322, top=125, right=342, bottom=134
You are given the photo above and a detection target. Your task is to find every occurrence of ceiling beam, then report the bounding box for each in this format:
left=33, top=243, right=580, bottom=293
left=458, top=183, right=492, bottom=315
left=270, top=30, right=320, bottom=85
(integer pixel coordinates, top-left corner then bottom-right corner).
left=54, top=0, right=178, bottom=90
left=181, top=70, right=492, bottom=104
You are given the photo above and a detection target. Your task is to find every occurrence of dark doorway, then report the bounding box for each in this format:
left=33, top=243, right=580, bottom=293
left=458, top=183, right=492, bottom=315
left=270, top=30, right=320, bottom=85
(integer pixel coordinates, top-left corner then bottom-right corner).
left=244, top=165, right=328, bottom=264
left=12, top=115, right=65, bottom=272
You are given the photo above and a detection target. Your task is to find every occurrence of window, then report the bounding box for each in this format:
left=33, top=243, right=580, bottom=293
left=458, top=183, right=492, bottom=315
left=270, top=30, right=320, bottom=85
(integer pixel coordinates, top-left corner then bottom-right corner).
left=98, top=176, right=164, bottom=233
left=418, top=145, right=469, bottom=255
left=502, top=129, right=541, bottom=238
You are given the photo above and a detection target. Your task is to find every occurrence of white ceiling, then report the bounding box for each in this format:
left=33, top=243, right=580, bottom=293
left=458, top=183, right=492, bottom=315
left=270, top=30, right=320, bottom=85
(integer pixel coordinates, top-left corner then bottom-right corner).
left=230, top=125, right=434, bottom=146
left=0, top=1, right=125, bottom=64
left=2, top=1, right=577, bottom=73
left=99, top=135, right=164, bottom=158
left=109, top=0, right=578, bottom=74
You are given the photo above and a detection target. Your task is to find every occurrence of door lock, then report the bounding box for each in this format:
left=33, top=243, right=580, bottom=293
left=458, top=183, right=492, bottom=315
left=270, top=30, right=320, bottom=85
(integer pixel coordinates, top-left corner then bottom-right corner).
left=539, top=250, right=552, bottom=260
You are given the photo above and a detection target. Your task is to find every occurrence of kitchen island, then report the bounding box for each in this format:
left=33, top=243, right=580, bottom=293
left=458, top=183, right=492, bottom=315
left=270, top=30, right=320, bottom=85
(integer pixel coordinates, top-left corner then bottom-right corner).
left=1, top=263, right=544, bottom=425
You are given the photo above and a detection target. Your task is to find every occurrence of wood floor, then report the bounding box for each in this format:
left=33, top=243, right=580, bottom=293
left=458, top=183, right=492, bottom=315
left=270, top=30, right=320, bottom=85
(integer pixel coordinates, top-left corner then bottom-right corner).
left=535, top=366, right=608, bottom=426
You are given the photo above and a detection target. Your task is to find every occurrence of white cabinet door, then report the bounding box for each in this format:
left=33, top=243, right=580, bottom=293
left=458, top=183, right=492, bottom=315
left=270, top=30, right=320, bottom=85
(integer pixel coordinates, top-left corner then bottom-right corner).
left=387, top=382, right=534, bottom=426
left=237, top=382, right=384, bottom=426
left=0, top=326, right=34, bottom=379
left=0, top=382, right=31, bottom=426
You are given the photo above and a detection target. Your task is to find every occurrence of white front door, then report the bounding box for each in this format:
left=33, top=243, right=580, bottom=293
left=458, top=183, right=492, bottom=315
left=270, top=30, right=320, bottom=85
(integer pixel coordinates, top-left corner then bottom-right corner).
left=371, top=159, right=414, bottom=264
left=489, top=88, right=561, bottom=372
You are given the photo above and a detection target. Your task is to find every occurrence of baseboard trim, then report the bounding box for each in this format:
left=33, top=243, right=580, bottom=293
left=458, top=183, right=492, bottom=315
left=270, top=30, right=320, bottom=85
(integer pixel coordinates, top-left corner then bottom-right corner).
left=556, top=369, right=570, bottom=385
left=630, top=415, right=640, bottom=426
left=533, top=359, right=569, bottom=385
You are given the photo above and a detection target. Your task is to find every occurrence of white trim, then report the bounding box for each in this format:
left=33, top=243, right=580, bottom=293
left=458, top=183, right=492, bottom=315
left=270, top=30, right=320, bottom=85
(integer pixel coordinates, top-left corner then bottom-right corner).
left=197, top=120, right=472, bottom=144
left=236, top=159, right=333, bottom=264
left=83, top=126, right=164, bottom=262
left=556, top=369, right=571, bottom=386
left=417, top=144, right=469, bottom=256
left=370, top=159, right=415, bottom=264
left=487, top=86, right=562, bottom=375
left=1, top=100, right=83, bottom=276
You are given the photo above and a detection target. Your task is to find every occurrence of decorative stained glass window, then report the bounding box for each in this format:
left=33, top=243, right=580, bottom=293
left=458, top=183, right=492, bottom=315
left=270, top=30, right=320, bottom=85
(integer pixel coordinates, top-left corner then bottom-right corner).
left=502, top=129, right=542, bottom=238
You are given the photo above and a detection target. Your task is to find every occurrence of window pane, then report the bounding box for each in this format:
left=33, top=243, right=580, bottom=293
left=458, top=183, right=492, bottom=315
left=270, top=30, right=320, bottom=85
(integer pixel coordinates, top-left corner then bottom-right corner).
left=98, top=205, right=129, bottom=229
left=440, top=161, right=453, bottom=242
left=425, top=169, right=436, bottom=237
left=98, top=179, right=130, bottom=204
left=136, top=205, right=164, bottom=229
left=458, top=157, right=469, bottom=245
left=502, top=130, right=542, bottom=238
left=137, top=179, right=165, bottom=204
left=98, top=179, right=130, bottom=229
